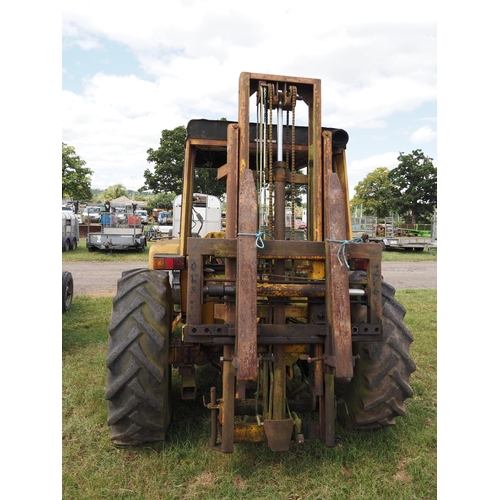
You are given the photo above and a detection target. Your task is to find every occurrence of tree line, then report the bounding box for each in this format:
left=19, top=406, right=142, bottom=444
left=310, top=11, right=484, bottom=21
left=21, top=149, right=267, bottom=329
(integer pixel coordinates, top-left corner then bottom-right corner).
left=62, top=128, right=437, bottom=223
left=350, top=150, right=437, bottom=224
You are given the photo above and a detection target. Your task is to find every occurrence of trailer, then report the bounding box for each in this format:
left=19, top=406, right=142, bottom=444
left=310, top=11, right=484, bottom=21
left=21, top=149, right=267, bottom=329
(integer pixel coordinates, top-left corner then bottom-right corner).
left=86, top=208, right=146, bottom=252
left=172, top=193, right=222, bottom=238
left=352, top=216, right=436, bottom=251
left=150, top=194, right=223, bottom=239
left=373, top=235, right=435, bottom=252
left=62, top=210, right=79, bottom=251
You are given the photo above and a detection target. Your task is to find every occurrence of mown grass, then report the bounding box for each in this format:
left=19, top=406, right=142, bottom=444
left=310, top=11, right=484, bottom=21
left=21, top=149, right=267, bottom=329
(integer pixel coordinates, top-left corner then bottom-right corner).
left=62, top=236, right=151, bottom=262
left=63, top=233, right=437, bottom=263
left=62, top=289, right=436, bottom=499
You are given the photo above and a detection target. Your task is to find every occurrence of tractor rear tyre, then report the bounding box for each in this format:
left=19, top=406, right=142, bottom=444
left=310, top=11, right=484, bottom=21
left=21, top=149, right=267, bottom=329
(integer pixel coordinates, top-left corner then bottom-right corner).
left=337, top=271, right=416, bottom=429
left=106, top=269, right=173, bottom=445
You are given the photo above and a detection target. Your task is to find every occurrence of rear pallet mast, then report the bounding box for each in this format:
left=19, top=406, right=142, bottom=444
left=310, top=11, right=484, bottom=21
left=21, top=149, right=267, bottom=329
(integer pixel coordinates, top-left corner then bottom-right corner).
left=182, top=74, right=383, bottom=452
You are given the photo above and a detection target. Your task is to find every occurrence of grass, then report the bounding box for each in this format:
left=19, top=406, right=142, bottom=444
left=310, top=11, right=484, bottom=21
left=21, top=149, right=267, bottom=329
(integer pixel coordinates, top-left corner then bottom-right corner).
left=62, top=234, right=152, bottom=262
left=63, top=232, right=437, bottom=263
left=62, top=289, right=437, bottom=499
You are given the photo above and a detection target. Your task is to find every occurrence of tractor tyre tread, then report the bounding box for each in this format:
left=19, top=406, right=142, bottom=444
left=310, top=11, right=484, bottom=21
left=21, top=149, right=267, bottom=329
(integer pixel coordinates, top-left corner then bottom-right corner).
left=62, top=271, right=73, bottom=312
left=337, top=271, right=416, bottom=429
left=106, top=269, right=173, bottom=446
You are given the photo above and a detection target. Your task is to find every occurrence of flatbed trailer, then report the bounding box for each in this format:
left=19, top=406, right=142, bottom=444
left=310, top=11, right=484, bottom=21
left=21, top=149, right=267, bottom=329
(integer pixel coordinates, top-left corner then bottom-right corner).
left=351, top=216, right=437, bottom=251
left=86, top=212, right=146, bottom=252
left=368, top=235, right=436, bottom=251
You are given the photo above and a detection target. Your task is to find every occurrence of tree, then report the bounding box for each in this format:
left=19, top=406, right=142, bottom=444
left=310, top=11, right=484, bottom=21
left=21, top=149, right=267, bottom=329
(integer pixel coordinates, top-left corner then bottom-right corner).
left=141, top=125, right=226, bottom=199
left=146, top=192, right=177, bottom=212
left=62, top=143, right=93, bottom=200
left=98, top=184, right=127, bottom=202
left=388, top=150, right=437, bottom=224
left=350, top=167, right=395, bottom=218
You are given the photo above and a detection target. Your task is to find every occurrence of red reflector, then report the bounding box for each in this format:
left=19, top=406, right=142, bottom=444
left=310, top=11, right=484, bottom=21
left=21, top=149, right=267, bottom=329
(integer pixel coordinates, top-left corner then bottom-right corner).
left=153, top=255, right=185, bottom=270
left=351, top=259, right=368, bottom=270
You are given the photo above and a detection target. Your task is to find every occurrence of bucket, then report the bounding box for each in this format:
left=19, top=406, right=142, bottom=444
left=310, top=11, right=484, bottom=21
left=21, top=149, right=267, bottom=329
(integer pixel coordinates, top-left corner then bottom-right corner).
left=263, top=418, right=294, bottom=451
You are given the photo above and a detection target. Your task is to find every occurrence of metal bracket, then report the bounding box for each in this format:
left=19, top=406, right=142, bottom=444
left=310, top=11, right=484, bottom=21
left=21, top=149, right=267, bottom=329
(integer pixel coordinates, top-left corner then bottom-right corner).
left=306, top=354, right=336, bottom=368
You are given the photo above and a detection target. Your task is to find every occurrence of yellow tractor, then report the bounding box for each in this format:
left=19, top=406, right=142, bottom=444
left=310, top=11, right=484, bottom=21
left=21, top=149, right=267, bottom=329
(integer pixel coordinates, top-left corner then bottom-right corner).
left=106, top=72, right=416, bottom=452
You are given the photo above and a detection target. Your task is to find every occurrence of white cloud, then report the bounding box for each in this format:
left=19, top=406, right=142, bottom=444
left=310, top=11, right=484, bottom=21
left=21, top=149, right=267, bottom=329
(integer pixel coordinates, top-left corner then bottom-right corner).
left=410, top=125, right=437, bottom=144
left=350, top=152, right=399, bottom=176
left=62, top=1, right=437, bottom=191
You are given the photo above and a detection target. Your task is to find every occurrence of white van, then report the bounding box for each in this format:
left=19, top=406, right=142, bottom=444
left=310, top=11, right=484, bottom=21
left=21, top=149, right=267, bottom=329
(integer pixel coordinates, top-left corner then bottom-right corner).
left=136, top=209, right=149, bottom=225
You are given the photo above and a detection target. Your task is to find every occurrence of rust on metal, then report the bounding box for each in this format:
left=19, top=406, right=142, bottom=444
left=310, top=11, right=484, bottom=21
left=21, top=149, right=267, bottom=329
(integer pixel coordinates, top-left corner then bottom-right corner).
left=233, top=422, right=266, bottom=443
left=271, top=162, right=287, bottom=423
left=220, top=344, right=235, bottom=453
left=160, top=73, right=386, bottom=453
left=179, top=139, right=195, bottom=257
left=263, top=418, right=294, bottom=451
left=324, top=171, right=353, bottom=378
left=236, top=168, right=258, bottom=381
left=184, top=251, right=203, bottom=327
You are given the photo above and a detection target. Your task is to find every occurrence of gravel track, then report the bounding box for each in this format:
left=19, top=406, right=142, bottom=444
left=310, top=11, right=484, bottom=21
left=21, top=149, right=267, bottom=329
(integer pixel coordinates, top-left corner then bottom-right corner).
left=62, top=261, right=436, bottom=297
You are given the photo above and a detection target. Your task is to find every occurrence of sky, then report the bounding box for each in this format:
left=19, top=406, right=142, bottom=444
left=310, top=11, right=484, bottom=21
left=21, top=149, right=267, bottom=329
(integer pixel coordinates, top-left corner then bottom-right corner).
left=61, top=0, right=437, bottom=200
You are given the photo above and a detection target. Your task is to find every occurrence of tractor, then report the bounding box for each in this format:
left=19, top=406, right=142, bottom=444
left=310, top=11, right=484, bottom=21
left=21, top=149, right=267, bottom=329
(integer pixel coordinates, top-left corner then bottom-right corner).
left=105, top=72, right=416, bottom=452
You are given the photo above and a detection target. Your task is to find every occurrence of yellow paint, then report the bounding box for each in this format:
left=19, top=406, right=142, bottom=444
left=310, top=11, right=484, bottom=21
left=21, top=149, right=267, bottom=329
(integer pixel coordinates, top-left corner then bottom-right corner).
left=148, top=239, right=181, bottom=269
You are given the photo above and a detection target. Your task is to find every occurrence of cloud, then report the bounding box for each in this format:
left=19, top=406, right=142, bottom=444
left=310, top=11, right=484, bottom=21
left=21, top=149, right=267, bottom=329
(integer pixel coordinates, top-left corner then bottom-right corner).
left=350, top=152, right=399, bottom=176
left=61, top=1, right=436, bottom=191
left=410, top=125, right=437, bottom=144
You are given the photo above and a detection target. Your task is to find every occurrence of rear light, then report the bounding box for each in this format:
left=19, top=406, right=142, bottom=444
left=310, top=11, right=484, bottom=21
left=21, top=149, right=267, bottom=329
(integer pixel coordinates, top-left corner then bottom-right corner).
left=153, top=255, right=186, bottom=270
left=350, top=258, right=368, bottom=270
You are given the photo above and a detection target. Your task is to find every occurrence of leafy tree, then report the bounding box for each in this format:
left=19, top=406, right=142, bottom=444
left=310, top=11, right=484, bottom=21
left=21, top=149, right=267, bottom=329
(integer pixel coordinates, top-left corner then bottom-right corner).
left=388, top=150, right=437, bottom=224
left=98, top=184, right=127, bottom=202
left=146, top=192, right=177, bottom=212
left=62, top=143, right=93, bottom=200
left=91, top=188, right=103, bottom=200
left=141, top=125, right=226, bottom=199
left=350, top=167, right=395, bottom=218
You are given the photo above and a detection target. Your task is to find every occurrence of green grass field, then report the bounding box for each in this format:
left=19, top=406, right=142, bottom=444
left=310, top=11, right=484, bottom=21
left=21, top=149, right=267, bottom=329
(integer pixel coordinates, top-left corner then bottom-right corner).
left=62, top=289, right=437, bottom=499
left=63, top=233, right=437, bottom=264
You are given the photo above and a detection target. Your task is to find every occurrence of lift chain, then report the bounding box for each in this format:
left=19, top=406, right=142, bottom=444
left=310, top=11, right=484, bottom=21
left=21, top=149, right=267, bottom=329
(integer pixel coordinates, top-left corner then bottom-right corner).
left=290, top=85, right=297, bottom=240
left=267, top=83, right=274, bottom=238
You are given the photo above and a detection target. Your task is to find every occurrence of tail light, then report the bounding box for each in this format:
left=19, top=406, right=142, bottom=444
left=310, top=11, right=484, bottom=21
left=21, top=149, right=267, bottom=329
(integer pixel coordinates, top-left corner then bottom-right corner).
left=350, top=258, right=368, bottom=270
left=153, top=255, right=186, bottom=270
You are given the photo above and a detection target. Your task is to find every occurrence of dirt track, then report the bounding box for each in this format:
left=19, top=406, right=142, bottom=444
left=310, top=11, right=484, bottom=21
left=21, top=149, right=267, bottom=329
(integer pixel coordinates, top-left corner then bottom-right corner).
left=62, top=261, right=436, bottom=297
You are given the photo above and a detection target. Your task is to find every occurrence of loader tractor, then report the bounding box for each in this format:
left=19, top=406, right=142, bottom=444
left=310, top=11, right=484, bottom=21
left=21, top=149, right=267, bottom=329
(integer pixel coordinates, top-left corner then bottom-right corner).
left=105, top=72, right=416, bottom=452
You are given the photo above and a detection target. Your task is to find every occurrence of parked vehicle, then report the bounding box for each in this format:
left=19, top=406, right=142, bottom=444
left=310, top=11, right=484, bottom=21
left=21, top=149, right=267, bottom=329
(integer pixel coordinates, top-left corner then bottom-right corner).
left=157, top=211, right=172, bottom=225
left=86, top=208, right=146, bottom=252
left=171, top=193, right=222, bottom=238
left=295, top=219, right=306, bottom=230
left=135, top=209, right=149, bottom=225
left=62, top=271, right=73, bottom=312
left=62, top=210, right=79, bottom=251
left=114, top=207, right=126, bottom=224
left=351, top=216, right=437, bottom=251
left=82, top=207, right=101, bottom=223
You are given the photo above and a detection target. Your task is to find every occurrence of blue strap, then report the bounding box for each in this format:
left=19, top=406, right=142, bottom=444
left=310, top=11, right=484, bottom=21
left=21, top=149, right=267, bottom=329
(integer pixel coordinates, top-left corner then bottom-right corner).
left=237, top=231, right=271, bottom=249
left=325, top=237, right=364, bottom=269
